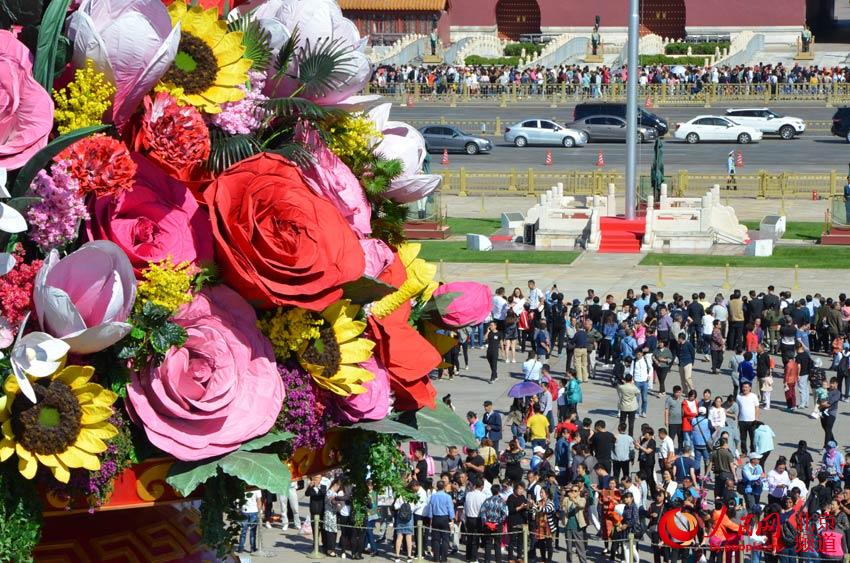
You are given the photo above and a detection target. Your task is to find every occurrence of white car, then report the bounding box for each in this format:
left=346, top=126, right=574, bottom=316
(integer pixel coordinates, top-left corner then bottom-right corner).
left=673, top=115, right=763, bottom=144
left=724, top=108, right=806, bottom=139
left=504, top=119, right=588, bottom=148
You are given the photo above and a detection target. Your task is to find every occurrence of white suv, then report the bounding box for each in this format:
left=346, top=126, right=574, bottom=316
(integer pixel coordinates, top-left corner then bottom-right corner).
left=724, top=108, right=806, bottom=140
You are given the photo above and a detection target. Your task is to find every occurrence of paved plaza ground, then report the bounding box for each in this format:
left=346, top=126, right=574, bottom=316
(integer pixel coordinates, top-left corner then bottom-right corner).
left=251, top=327, right=849, bottom=562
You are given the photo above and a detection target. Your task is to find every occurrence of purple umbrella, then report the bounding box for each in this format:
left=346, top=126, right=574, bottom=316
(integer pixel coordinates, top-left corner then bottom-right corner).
left=508, top=380, right=544, bottom=398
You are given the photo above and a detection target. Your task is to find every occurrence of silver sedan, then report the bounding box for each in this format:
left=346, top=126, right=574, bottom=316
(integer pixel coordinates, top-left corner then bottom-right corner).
left=568, top=115, right=658, bottom=143
left=504, top=119, right=588, bottom=148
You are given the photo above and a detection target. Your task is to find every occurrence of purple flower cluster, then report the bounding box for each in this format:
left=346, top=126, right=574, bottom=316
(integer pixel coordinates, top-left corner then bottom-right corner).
left=210, top=71, right=268, bottom=135
left=278, top=363, right=327, bottom=450
left=26, top=164, right=88, bottom=251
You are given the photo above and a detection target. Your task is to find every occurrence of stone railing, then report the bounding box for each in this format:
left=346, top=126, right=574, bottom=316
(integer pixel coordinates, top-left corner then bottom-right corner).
left=716, top=31, right=764, bottom=67
left=369, top=34, right=427, bottom=66
left=524, top=34, right=588, bottom=68
left=455, top=35, right=506, bottom=65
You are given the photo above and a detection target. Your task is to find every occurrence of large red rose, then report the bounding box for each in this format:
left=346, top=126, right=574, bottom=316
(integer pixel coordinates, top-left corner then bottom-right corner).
left=204, top=152, right=365, bottom=310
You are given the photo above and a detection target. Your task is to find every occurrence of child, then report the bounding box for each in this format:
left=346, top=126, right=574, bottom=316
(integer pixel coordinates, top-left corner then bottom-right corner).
left=761, top=370, right=774, bottom=411
left=811, top=377, right=829, bottom=419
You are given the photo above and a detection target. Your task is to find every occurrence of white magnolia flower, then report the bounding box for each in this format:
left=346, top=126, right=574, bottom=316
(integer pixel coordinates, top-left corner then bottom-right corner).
left=8, top=315, right=71, bottom=403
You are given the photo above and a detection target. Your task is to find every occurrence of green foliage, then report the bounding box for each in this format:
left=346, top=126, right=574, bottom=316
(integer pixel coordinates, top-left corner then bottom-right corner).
left=464, top=55, right=519, bottom=67
left=0, top=0, right=45, bottom=27
left=665, top=41, right=730, bottom=55
left=267, top=142, right=314, bottom=169
left=89, top=346, right=132, bottom=399
left=342, top=276, right=397, bottom=305
left=263, top=96, right=334, bottom=122
left=273, top=27, right=300, bottom=79
left=371, top=199, right=409, bottom=248
left=354, top=403, right=479, bottom=449
left=229, top=13, right=273, bottom=71
left=417, top=241, right=580, bottom=264
left=503, top=42, right=538, bottom=57
left=639, top=55, right=709, bottom=66
left=192, top=262, right=220, bottom=293
left=115, top=301, right=188, bottom=369
left=295, top=37, right=354, bottom=99
left=341, top=433, right=412, bottom=525
left=33, top=0, right=70, bottom=90
left=207, top=129, right=262, bottom=174
left=11, top=124, right=111, bottom=197
left=0, top=463, right=42, bottom=563
left=199, top=470, right=247, bottom=558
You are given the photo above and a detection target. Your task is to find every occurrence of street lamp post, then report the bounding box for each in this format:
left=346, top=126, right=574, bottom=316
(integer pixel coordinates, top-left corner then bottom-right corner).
left=624, top=0, right=639, bottom=219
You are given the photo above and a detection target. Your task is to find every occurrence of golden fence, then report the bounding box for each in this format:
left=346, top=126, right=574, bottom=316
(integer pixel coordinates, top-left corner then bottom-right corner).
left=440, top=167, right=842, bottom=201
left=365, top=82, right=850, bottom=107
left=406, top=115, right=833, bottom=135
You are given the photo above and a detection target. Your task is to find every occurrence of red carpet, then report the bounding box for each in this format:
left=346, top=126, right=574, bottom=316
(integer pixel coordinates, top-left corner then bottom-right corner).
left=598, top=216, right=646, bottom=253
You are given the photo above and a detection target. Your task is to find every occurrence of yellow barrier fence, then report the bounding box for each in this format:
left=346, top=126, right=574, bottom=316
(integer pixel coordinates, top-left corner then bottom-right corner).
left=365, top=82, right=850, bottom=107
left=440, top=168, right=841, bottom=200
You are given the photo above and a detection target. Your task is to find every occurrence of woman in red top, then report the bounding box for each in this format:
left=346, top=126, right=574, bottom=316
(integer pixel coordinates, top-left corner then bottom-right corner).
left=681, top=389, right=699, bottom=444
left=745, top=323, right=759, bottom=353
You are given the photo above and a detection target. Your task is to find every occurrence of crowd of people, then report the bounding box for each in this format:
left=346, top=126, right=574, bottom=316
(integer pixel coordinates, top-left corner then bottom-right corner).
left=370, top=62, right=850, bottom=97
left=245, top=281, right=850, bottom=562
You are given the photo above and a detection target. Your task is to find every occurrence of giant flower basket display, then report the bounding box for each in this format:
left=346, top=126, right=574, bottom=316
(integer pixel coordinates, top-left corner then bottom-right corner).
left=0, top=0, right=489, bottom=559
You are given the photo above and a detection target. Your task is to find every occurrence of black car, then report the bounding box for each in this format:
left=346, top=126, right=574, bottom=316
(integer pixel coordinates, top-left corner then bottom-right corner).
left=573, top=102, right=669, bottom=136
left=831, top=107, right=850, bottom=143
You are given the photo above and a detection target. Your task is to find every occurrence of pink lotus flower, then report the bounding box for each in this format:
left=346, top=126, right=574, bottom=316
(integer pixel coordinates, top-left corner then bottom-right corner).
left=86, top=154, right=213, bottom=275
left=367, top=104, right=441, bottom=204
left=126, top=285, right=283, bottom=461
left=33, top=241, right=137, bottom=354
left=328, top=357, right=390, bottom=424
left=66, top=0, right=181, bottom=128
left=429, top=282, right=493, bottom=329
left=298, top=126, right=371, bottom=237
left=0, top=31, right=54, bottom=170
left=246, top=0, right=379, bottom=108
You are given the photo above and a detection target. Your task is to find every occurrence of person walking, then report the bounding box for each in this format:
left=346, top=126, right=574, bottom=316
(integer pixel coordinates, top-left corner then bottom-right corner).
left=617, top=374, right=640, bottom=436
left=820, top=377, right=841, bottom=448
left=482, top=401, right=503, bottom=453
left=690, top=406, right=713, bottom=476
left=795, top=343, right=813, bottom=410
left=736, top=382, right=760, bottom=454
left=485, top=321, right=501, bottom=383
left=633, top=348, right=652, bottom=417
left=561, top=484, right=588, bottom=563
left=463, top=479, right=488, bottom=563
left=726, top=150, right=738, bottom=190
left=664, top=386, right=685, bottom=449
left=653, top=339, right=674, bottom=394
left=710, top=319, right=726, bottom=374
left=677, top=332, right=696, bottom=393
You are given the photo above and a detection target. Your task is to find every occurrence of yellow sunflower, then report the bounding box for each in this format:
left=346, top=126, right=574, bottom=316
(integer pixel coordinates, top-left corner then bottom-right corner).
left=162, top=2, right=252, bottom=113
left=298, top=300, right=375, bottom=396
left=0, top=366, right=118, bottom=483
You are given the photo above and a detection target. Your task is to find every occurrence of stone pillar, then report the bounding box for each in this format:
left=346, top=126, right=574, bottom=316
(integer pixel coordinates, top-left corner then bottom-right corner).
left=607, top=183, right=616, bottom=216
left=660, top=183, right=668, bottom=208
left=711, top=184, right=721, bottom=204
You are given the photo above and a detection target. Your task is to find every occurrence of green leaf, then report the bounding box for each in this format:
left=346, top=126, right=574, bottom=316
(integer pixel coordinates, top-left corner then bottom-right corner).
left=342, top=276, right=397, bottom=305
left=141, top=301, right=170, bottom=322
left=207, top=129, right=261, bottom=174
left=351, top=418, right=429, bottom=441
left=12, top=124, right=111, bottom=197
left=52, top=35, right=70, bottom=80
left=228, top=14, right=273, bottom=71
left=273, top=27, right=300, bottom=78
left=295, top=37, right=355, bottom=98
left=239, top=430, right=293, bottom=452
left=0, top=0, right=45, bottom=27
left=395, top=403, right=478, bottom=449
left=130, top=326, right=145, bottom=340
left=219, top=451, right=291, bottom=495
left=167, top=458, right=224, bottom=497
left=4, top=197, right=41, bottom=213
left=262, top=96, right=334, bottom=121
left=267, top=142, right=314, bottom=169
left=33, top=0, right=71, bottom=90
left=150, top=323, right=187, bottom=355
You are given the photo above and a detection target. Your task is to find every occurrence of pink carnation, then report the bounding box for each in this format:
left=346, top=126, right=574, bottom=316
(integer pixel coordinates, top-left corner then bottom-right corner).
left=126, top=286, right=284, bottom=461
left=26, top=167, right=89, bottom=251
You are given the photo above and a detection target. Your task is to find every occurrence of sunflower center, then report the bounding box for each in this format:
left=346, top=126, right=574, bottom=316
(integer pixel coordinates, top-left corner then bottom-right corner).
left=11, top=380, right=83, bottom=455
left=302, top=326, right=341, bottom=376
left=163, top=33, right=218, bottom=95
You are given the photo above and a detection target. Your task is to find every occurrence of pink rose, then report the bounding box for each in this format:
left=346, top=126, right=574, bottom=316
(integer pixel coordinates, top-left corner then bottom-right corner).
left=429, top=282, right=493, bottom=329
left=127, top=286, right=283, bottom=461
left=86, top=154, right=214, bottom=275
left=0, top=31, right=54, bottom=170
left=328, top=357, right=390, bottom=424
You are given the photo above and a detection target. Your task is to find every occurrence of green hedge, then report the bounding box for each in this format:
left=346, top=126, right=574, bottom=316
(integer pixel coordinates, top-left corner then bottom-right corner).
left=665, top=41, right=730, bottom=55
left=504, top=42, right=538, bottom=56
left=464, top=55, right=520, bottom=66
left=639, top=55, right=710, bottom=66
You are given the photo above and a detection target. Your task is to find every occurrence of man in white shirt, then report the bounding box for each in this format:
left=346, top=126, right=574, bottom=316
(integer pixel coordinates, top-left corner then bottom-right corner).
left=527, top=280, right=543, bottom=311
left=657, top=427, right=676, bottom=475
left=238, top=489, right=264, bottom=553
left=523, top=353, right=543, bottom=382
left=492, top=288, right=507, bottom=328
left=736, top=382, right=760, bottom=454
left=701, top=311, right=715, bottom=361
left=463, top=479, right=488, bottom=561
left=633, top=349, right=652, bottom=417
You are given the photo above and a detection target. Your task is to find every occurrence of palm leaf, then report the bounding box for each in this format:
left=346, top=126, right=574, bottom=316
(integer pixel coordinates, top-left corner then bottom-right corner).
left=273, top=27, right=300, bottom=79
left=208, top=129, right=261, bottom=174
left=295, top=37, right=355, bottom=98
left=267, top=142, right=314, bottom=168
left=228, top=13, right=273, bottom=72
left=262, top=97, right=336, bottom=121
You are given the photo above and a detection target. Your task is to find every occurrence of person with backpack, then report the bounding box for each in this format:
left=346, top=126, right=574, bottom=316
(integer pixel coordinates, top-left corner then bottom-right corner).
left=393, top=485, right=415, bottom=563
left=479, top=484, right=508, bottom=563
